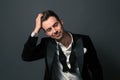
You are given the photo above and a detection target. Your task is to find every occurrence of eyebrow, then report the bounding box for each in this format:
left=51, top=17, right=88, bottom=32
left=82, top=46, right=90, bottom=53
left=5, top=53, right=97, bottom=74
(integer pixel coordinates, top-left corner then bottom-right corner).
left=44, top=21, right=59, bottom=32
left=48, top=21, right=58, bottom=28
left=53, top=21, right=58, bottom=27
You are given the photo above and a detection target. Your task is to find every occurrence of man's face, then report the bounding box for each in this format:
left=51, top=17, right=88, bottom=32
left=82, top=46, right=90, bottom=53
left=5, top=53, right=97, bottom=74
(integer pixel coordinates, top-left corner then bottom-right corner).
left=42, top=16, right=64, bottom=40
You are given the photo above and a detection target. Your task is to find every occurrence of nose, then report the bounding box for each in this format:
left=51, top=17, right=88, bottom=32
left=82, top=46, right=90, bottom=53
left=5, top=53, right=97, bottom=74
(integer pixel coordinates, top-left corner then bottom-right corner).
left=52, top=28, right=57, bottom=34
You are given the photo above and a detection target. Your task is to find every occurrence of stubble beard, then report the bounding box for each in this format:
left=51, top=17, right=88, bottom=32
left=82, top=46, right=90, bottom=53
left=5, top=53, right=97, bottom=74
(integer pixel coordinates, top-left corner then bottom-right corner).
left=55, top=30, right=67, bottom=42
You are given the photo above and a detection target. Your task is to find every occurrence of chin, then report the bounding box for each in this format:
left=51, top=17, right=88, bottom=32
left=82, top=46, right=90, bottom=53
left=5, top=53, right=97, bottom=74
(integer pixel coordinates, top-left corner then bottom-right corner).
left=55, top=36, right=63, bottom=40
left=52, top=32, right=63, bottom=40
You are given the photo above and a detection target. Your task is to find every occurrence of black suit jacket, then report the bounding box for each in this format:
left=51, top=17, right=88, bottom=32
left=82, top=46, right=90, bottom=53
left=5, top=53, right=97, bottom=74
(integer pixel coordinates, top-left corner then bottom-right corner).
left=22, top=33, right=103, bottom=80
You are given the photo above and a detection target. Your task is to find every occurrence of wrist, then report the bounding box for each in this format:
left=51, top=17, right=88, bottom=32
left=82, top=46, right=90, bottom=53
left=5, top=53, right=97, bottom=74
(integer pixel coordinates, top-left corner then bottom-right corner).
left=31, top=31, right=39, bottom=37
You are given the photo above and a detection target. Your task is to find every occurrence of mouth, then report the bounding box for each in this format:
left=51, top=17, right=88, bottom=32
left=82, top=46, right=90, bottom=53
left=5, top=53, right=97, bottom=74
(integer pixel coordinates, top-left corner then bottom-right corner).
left=54, top=31, right=62, bottom=38
left=55, top=33, right=61, bottom=37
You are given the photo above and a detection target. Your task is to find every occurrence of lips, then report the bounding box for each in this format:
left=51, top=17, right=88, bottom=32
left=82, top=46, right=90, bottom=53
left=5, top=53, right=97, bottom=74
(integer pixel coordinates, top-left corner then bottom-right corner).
left=54, top=31, right=62, bottom=38
left=55, top=33, right=61, bottom=37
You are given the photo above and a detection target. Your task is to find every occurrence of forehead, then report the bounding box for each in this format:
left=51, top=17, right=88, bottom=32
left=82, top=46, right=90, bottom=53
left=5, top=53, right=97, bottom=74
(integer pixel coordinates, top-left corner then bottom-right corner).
left=42, top=16, right=58, bottom=28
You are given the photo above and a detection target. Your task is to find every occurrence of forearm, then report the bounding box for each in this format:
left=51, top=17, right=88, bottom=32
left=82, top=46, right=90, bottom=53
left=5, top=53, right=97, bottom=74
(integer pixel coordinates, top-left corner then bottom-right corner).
left=22, top=36, right=39, bottom=61
left=22, top=13, right=44, bottom=61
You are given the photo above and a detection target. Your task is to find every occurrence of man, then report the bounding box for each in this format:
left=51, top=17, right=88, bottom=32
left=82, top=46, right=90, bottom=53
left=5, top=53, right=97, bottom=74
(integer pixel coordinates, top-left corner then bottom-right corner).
left=22, top=10, right=103, bottom=80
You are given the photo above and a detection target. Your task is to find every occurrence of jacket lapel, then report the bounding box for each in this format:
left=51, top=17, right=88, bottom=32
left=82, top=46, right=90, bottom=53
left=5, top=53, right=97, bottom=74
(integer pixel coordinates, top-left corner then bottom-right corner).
left=46, top=39, right=57, bottom=72
left=72, top=34, right=84, bottom=74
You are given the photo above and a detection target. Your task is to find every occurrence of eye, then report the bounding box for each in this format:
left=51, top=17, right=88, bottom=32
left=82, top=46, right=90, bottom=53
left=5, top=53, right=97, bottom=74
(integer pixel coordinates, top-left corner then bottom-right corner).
left=46, top=28, right=52, bottom=32
left=53, top=22, right=58, bottom=27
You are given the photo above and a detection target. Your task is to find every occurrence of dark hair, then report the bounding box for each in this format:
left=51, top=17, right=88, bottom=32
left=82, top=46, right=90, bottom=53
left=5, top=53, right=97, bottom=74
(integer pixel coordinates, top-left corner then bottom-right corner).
left=41, top=10, right=60, bottom=22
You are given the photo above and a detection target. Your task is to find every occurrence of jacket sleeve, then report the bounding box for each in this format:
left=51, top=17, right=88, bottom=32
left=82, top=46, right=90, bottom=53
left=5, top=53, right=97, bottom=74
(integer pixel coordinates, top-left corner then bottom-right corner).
left=21, top=36, right=46, bottom=61
left=83, top=36, right=103, bottom=80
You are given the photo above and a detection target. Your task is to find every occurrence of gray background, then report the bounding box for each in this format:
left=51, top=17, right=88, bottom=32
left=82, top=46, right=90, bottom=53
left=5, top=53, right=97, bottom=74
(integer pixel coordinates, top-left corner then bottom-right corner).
left=0, top=0, right=120, bottom=80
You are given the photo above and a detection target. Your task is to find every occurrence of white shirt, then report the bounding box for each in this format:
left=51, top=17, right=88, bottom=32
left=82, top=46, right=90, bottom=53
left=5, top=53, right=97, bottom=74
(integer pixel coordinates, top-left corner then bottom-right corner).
left=56, top=33, right=83, bottom=80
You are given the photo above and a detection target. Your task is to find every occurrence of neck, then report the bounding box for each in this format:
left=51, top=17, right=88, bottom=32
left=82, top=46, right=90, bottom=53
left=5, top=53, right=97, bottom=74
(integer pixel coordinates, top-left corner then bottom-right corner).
left=57, top=31, right=72, bottom=48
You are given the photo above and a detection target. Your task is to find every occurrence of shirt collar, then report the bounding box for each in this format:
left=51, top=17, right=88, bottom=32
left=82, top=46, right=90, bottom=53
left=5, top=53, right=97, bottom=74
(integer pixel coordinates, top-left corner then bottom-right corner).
left=56, top=32, right=73, bottom=50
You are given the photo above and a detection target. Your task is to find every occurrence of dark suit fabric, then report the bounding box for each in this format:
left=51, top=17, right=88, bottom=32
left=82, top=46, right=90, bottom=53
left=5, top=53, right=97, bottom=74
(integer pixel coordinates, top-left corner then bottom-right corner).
left=22, top=33, right=103, bottom=80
